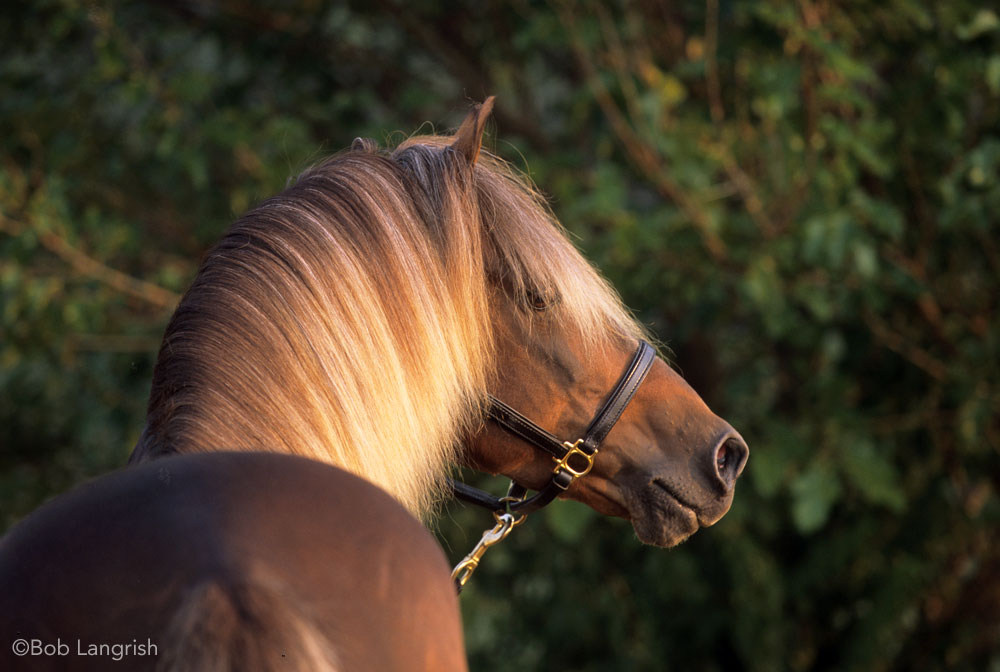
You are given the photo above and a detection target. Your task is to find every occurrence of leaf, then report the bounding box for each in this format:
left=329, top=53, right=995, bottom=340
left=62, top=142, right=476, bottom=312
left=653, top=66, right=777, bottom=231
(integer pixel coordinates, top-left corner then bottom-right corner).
left=987, top=56, right=1000, bottom=96
left=956, top=9, right=999, bottom=40
left=659, top=73, right=687, bottom=108
left=841, top=440, right=906, bottom=512
left=851, top=240, right=878, bottom=279
left=791, top=462, right=842, bottom=533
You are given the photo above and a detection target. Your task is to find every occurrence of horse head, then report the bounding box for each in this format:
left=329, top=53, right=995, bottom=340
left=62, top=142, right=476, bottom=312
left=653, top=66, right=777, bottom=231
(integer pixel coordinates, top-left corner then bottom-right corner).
left=446, top=98, right=748, bottom=547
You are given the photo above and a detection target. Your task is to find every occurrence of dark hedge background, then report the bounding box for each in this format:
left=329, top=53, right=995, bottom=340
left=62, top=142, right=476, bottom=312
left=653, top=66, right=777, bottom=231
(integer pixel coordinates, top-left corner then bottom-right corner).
left=2, top=1, right=997, bottom=670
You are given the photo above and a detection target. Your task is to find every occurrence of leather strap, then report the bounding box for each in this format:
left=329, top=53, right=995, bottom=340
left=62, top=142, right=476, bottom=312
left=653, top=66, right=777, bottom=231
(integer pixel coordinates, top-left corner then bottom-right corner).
left=449, top=479, right=505, bottom=510
left=580, top=340, right=657, bottom=451
left=485, top=397, right=565, bottom=460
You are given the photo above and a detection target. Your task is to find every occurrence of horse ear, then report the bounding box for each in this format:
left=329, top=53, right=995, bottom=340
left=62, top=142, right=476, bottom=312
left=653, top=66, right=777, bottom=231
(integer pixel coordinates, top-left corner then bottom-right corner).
left=450, top=96, right=495, bottom=165
left=351, top=137, right=378, bottom=153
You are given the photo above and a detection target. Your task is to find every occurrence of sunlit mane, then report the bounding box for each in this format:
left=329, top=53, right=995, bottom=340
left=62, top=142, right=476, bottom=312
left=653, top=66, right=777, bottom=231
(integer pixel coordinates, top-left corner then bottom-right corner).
left=134, top=129, right=645, bottom=518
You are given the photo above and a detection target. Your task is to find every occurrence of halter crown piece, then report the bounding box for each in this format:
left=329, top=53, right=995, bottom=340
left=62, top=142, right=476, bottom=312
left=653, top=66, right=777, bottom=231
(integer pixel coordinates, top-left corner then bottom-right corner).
left=449, top=340, right=657, bottom=591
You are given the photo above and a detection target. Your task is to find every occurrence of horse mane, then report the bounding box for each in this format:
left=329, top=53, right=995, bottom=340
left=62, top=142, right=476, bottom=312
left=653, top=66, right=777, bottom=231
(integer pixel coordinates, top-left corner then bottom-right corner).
left=135, top=126, right=644, bottom=518
left=157, top=571, right=340, bottom=671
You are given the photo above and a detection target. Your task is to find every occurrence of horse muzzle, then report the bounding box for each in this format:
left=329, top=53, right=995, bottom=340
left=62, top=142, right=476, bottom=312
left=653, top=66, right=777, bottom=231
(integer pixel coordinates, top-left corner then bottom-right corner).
left=626, top=428, right=748, bottom=547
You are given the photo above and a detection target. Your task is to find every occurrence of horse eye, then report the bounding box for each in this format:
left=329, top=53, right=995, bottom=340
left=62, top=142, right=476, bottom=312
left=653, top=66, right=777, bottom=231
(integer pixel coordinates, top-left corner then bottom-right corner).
left=525, top=289, right=554, bottom=311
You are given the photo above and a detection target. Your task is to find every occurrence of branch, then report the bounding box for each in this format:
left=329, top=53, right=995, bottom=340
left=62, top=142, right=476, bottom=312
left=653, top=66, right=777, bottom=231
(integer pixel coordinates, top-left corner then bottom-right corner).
left=705, top=0, right=724, bottom=125
left=703, top=1, right=778, bottom=237
left=595, top=3, right=653, bottom=140
left=863, top=310, right=949, bottom=381
left=378, top=0, right=552, bottom=151
left=0, top=212, right=180, bottom=312
left=556, top=0, right=728, bottom=262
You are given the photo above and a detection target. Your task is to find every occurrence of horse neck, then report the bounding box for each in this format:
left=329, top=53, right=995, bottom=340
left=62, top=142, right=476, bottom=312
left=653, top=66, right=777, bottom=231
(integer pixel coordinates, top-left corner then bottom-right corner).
left=141, top=188, right=493, bottom=519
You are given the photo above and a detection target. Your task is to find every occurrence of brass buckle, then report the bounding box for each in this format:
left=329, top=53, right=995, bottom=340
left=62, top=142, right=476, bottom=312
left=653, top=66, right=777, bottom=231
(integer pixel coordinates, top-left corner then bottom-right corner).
left=553, top=438, right=597, bottom=479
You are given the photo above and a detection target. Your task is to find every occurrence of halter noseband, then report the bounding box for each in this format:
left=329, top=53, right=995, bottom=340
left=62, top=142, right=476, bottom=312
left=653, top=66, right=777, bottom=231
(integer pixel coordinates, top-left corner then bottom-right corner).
left=449, top=340, right=656, bottom=590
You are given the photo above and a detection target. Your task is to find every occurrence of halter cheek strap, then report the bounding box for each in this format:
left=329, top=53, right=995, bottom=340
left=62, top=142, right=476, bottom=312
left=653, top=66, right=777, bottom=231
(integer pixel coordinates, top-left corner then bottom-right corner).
left=449, top=340, right=656, bottom=590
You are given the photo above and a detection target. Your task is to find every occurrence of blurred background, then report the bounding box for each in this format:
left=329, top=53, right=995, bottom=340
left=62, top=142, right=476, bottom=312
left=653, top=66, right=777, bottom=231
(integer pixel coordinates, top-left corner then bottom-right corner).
left=1, top=1, right=997, bottom=669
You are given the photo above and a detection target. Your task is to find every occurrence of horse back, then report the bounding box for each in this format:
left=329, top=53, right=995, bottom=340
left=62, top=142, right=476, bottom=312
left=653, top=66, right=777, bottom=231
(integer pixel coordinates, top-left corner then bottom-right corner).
left=0, top=452, right=466, bottom=671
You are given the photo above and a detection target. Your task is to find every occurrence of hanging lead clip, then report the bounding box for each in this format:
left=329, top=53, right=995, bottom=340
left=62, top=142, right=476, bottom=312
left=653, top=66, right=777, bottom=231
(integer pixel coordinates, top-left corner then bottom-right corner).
left=451, top=512, right=517, bottom=592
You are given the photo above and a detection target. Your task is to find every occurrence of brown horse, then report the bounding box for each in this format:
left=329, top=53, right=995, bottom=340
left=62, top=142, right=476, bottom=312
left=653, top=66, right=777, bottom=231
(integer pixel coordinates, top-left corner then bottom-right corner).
left=131, top=97, right=747, bottom=541
left=0, top=452, right=463, bottom=671
left=2, top=98, right=747, bottom=668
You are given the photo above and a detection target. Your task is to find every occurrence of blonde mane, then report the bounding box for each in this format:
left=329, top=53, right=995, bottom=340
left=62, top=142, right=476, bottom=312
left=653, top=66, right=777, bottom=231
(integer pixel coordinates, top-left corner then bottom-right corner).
left=135, top=129, right=644, bottom=518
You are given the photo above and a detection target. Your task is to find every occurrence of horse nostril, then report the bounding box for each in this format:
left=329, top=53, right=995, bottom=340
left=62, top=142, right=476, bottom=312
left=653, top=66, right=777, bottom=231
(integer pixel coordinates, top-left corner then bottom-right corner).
left=714, top=435, right=749, bottom=489
left=717, top=444, right=730, bottom=471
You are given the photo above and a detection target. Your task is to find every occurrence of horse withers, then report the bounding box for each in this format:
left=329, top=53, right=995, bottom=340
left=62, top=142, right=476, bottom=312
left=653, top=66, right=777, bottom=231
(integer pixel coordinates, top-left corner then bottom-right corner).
left=0, top=452, right=465, bottom=671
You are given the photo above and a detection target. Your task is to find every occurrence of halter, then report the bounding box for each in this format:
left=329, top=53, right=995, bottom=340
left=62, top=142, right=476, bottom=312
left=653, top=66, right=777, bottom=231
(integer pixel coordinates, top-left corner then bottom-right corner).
left=449, top=340, right=656, bottom=591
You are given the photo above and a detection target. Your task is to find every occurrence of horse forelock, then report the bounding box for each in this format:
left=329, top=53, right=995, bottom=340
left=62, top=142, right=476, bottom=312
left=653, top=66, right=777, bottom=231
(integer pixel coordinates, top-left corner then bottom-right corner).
left=140, top=134, right=644, bottom=518
left=395, top=135, right=645, bottom=347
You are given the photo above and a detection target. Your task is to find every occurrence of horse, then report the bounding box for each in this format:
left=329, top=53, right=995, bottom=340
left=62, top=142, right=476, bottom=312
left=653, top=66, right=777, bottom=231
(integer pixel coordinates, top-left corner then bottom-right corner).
left=1, top=97, right=748, bottom=668
left=0, top=452, right=464, bottom=671
left=130, top=96, right=747, bottom=538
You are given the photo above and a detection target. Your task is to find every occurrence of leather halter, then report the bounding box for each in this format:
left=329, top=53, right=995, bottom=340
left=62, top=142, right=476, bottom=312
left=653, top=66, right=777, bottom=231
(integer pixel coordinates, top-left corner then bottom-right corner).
left=450, top=340, right=657, bottom=515
left=449, top=340, right=656, bottom=590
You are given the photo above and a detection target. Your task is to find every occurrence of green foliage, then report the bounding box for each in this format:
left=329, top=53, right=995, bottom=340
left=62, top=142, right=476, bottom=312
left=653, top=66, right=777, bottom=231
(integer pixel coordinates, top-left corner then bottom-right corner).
left=2, top=1, right=997, bottom=670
